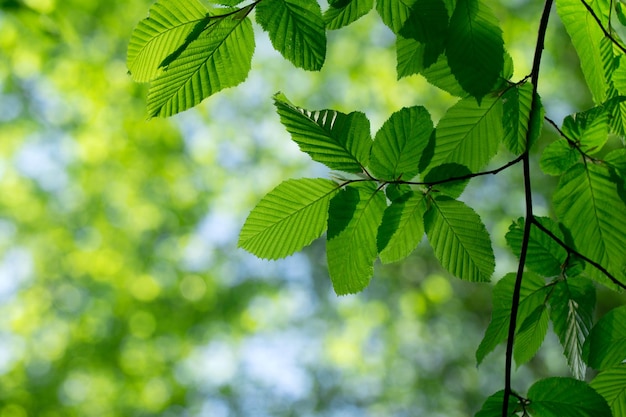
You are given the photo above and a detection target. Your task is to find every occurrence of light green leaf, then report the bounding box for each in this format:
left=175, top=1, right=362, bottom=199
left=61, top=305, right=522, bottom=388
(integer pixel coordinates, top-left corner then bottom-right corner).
left=238, top=178, right=340, bottom=259
left=550, top=277, right=595, bottom=379
left=556, top=0, right=608, bottom=102
left=396, top=36, right=426, bottom=80
left=528, top=377, right=612, bottom=417
left=590, top=364, right=626, bottom=417
left=605, top=148, right=626, bottom=176
left=376, top=0, right=416, bottom=33
left=377, top=191, right=428, bottom=263
left=476, top=272, right=547, bottom=365
left=427, top=95, right=503, bottom=173
left=502, top=83, right=544, bottom=155
left=369, top=106, right=434, bottom=180
left=424, top=196, right=494, bottom=282
left=327, top=182, right=387, bottom=295
left=612, top=55, right=626, bottom=95
left=146, top=7, right=255, bottom=117
left=324, top=0, right=374, bottom=29
left=514, top=304, right=549, bottom=366
left=562, top=105, right=610, bottom=155
left=539, top=139, right=579, bottom=176
left=505, top=216, right=568, bottom=277
left=399, top=0, right=449, bottom=67
left=474, top=390, right=519, bottom=417
left=274, top=93, right=372, bottom=173
left=584, top=305, right=626, bottom=370
left=423, top=163, right=471, bottom=198
left=445, top=0, right=504, bottom=100
left=127, top=0, right=209, bottom=82
left=420, top=52, right=468, bottom=96
left=554, top=163, right=626, bottom=286
left=255, top=0, right=326, bottom=71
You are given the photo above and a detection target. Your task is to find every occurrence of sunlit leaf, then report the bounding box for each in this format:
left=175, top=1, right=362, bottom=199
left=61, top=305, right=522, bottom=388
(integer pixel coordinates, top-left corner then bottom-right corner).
left=554, top=163, right=626, bottom=286
left=256, top=0, right=326, bottom=71
left=127, top=0, right=209, bottom=82
left=369, top=106, right=434, bottom=180
left=584, top=305, right=626, bottom=370
left=238, top=178, right=340, bottom=259
left=550, top=277, right=595, bottom=379
left=562, top=105, right=609, bottom=155
left=399, top=0, right=449, bottom=67
left=274, top=93, right=372, bottom=172
left=527, top=377, right=612, bottom=417
left=376, top=0, right=416, bottom=33
left=505, top=217, right=567, bottom=277
left=424, top=196, right=494, bottom=282
left=427, top=95, right=503, bottom=173
left=474, top=390, right=519, bottom=417
left=590, top=364, right=626, bottom=417
left=514, top=304, right=549, bottom=366
left=445, top=0, right=504, bottom=100
left=423, top=163, right=471, bottom=198
left=377, top=190, right=428, bottom=263
left=146, top=7, right=255, bottom=117
left=502, top=83, right=544, bottom=155
left=327, top=182, right=386, bottom=295
left=324, top=0, right=374, bottom=29
left=539, top=139, right=579, bottom=176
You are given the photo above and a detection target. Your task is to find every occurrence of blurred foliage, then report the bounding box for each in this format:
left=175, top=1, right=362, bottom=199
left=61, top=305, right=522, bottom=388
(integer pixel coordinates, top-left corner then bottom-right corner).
left=0, top=0, right=619, bottom=416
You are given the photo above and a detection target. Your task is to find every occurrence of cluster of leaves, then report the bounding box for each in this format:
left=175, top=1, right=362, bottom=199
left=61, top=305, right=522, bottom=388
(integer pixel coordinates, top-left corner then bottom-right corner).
left=128, top=0, right=626, bottom=415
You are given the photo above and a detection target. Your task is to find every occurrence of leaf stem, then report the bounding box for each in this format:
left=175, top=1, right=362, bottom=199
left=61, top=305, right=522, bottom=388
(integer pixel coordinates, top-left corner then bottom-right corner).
left=580, top=0, right=626, bottom=55
left=502, top=0, right=553, bottom=415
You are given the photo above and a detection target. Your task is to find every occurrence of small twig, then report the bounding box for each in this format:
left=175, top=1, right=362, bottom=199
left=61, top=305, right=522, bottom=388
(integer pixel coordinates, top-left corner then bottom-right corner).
left=580, top=0, right=626, bottom=55
left=531, top=217, right=626, bottom=290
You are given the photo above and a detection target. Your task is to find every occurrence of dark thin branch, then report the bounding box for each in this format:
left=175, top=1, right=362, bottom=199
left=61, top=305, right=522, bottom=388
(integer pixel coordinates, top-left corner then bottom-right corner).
left=531, top=218, right=626, bottom=290
left=545, top=116, right=577, bottom=145
left=580, top=0, right=626, bottom=55
left=502, top=0, right=553, bottom=415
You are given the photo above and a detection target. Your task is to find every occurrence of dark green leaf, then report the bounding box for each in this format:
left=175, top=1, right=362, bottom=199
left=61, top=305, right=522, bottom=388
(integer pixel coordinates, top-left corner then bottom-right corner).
left=527, top=377, right=612, bottom=417
left=327, top=182, right=387, bottom=295
left=505, top=216, right=568, bottom=277
left=502, top=83, right=544, bottom=155
left=514, top=304, right=549, bottom=366
left=377, top=190, right=428, bottom=263
left=399, top=0, right=449, bottom=67
left=590, top=364, right=626, bottom=417
left=424, top=196, right=495, bottom=282
left=238, top=178, right=340, bottom=259
left=256, top=0, right=326, bottom=71
left=146, top=7, right=255, bottom=117
left=423, top=163, right=471, bottom=198
left=369, top=106, right=434, bottom=180
left=376, top=0, right=416, bottom=33
left=539, top=139, right=579, bottom=176
left=584, top=305, right=626, bottom=370
left=550, top=277, right=595, bottom=379
left=274, top=93, right=372, bottom=173
left=445, top=0, right=504, bottom=100
left=474, top=390, right=519, bottom=417
left=324, top=0, right=374, bottom=29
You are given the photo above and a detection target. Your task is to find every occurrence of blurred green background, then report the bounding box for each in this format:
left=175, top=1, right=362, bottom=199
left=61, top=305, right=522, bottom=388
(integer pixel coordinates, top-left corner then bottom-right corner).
left=0, top=0, right=614, bottom=415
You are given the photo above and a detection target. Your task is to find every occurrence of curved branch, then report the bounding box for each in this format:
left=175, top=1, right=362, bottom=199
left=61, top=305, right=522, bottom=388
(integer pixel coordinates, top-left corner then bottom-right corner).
left=580, top=0, right=626, bottom=55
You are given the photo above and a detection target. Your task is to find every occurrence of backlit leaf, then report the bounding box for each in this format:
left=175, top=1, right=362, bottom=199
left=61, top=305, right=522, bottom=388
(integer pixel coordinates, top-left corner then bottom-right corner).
left=590, top=364, right=626, bottom=417
left=424, top=196, right=494, bottom=282
left=256, top=0, right=326, bottom=71
left=528, top=377, right=612, bottom=417
left=324, top=0, right=374, bottom=29
left=584, top=305, right=626, bottom=370
left=274, top=93, right=372, bottom=173
left=238, top=178, right=340, bottom=259
left=539, top=139, right=579, bottom=176
left=514, top=304, right=549, bottom=366
left=474, top=390, right=519, bottom=417
left=502, top=83, right=544, bottom=155
left=399, top=0, right=449, bottom=67
left=562, top=105, right=609, bottom=155
left=376, top=0, right=416, bottom=33
left=327, top=182, right=386, bottom=295
left=423, top=163, right=471, bottom=198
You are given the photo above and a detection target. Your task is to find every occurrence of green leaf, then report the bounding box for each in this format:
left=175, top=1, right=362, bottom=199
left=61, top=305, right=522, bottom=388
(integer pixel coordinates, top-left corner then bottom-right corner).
left=424, top=196, right=494, bottom=282
left=590, top=364, right=626, bottom=417
left=255, top=0, right=326, bottom=71
left=146, top=7, right=255, bottom=117
left=514, top=304, right=549, bottom=366
left=274, top=93, right=372, bottom=173
left=528, top=377, right=612, bottom=417
left=584, top=305, right=626, bottom=370
left=238, top=178, right=340, bottom=259
left=562, top=105, right=610, bottom=155
left=423, top=163, right=471, bottom=198
left=505, top=216, right=568, bottom=277
left=554, top=163, right=626, bottom=286
left=476, top=272, right=547, bottom=365
left=605, top=148, right=626, bottom=176
left=376, top=0, right=416, bottom=33
left=420, top=52, right=468, bottom=96
left=399, top=0, right=449, bottom=67
left=539, top=139, right=579, bottom=176
left=474, top=390, right=519, bottom=417
left=396, top=36, right=427, bottom=80
left=445, top=0, right=504, bottom=100
left=324, top=0, right=374, bottom=29
left=377, top=191, right=428, bottom=263
left=550, top=277, right=595, bottom=379
left=427, top=95, right=503, bottom=173
left=502, top=83, right=544, bottom=155
left=127, top=0, right=209, bottom=82
left=369, top=106, right=434, bottom=180
left=556, top=0, right=608, bottom=103
left=327, top=182, right=386, bottom=295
